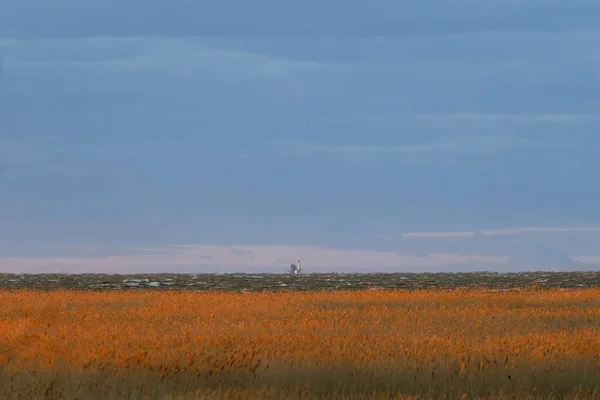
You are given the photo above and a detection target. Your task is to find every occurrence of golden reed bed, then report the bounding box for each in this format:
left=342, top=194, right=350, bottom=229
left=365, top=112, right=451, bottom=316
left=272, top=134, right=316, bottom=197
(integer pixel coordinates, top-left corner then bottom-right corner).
left=1, top=289, right=600, bottom=399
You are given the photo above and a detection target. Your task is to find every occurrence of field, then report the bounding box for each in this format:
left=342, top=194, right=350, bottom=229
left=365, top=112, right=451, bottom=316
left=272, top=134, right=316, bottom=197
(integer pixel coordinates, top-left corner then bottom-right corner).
left=2, top=285, right=600, bottom=399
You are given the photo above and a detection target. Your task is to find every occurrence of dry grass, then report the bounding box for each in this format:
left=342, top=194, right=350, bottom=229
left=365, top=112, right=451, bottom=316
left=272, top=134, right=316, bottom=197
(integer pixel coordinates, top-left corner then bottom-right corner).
left=1, top=288, right=600, bottom=399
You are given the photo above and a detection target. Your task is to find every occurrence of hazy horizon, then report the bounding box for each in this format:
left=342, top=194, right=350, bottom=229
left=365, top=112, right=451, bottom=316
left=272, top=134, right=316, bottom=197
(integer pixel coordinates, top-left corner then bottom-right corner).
left=1, top=1, right=600, bottom=273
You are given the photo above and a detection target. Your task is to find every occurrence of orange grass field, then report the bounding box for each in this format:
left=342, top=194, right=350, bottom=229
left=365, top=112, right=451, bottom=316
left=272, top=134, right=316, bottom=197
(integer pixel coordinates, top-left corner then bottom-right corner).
left=1, top=288, right=600, bottom=399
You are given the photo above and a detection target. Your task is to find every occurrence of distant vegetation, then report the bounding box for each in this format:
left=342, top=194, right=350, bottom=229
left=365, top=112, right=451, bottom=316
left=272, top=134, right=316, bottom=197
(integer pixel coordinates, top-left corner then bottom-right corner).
left=1, top=289, right=600, bottom=399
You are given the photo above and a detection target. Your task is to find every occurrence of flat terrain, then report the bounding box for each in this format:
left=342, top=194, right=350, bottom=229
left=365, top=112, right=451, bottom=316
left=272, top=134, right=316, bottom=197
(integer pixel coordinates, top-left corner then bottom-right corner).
left=1, top=287, right=600, bottom=399
left=0, top=271, right=598, bottom=291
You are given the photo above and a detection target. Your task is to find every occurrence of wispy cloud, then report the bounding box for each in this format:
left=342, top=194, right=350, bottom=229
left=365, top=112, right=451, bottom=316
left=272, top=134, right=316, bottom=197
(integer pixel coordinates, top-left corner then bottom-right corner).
left=0, top=36, right=323, bottom=82
left=267, top=134, right=579, bottom=165
left=572, top=255, right=600, bottom=265
left=3, top=0, right=600, bottom=39
left=399, top=231, right=476, bottom=239
left=392, top=226, right=600, bottom=240
left=274, top=135, right=516, bottom=154
left=480, top=226, right=600, bottom=236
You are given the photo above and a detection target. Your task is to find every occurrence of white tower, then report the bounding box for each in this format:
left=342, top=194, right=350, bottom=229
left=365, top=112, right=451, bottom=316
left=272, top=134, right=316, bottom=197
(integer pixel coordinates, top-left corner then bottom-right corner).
left=290, top=260, right=301, bottom=274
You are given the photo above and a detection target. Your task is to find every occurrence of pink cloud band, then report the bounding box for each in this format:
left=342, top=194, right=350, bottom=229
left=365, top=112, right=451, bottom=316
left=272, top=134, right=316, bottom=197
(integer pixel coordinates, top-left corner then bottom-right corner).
left=0, top=244, right=508, bottom=274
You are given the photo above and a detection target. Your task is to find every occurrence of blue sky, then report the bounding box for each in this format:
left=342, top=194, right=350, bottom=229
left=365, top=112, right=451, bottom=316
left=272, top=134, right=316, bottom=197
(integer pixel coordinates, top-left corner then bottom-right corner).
left=1, top=0, right=600, bottom=272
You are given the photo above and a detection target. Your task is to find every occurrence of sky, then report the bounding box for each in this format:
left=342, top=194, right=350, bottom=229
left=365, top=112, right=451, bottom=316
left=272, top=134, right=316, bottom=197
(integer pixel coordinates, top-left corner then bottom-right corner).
left=1, top=0, right=600, bottom=273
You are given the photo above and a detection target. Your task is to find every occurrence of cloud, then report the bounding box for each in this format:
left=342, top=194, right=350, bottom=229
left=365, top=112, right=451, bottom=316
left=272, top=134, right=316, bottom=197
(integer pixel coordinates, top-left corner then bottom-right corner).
left=0, top=37, right=322, bottom=82
left=394, top=226, right=600, bottom=239
left=3, top=29, right=600, bottom=101
left=0, top=244, right=508, bottom=273
left=3, top=0, right=600, bottom=39
left=572, top=255, right=600, bottom=265
left=266, top=133, right=583, bottom=166
left=480, top=226, right=600, bottom=236
left=399, top=231, right=476, bottom=239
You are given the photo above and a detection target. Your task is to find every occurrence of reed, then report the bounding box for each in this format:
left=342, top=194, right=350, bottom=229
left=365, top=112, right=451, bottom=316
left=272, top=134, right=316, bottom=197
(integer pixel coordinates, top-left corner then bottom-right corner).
left=1, top=288, right=600, bottom=399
